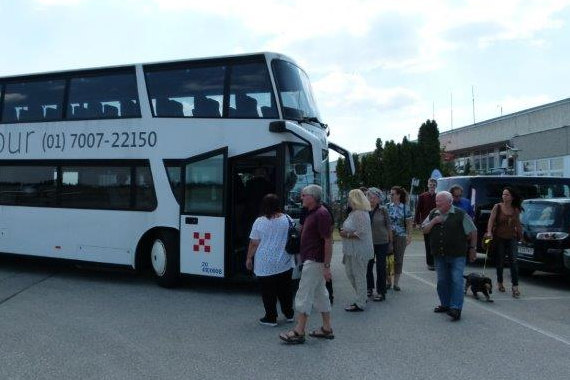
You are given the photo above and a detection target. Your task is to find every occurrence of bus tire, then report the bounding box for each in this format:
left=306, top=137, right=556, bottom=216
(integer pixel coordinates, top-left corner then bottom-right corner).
left=151, top=230, right=180, bottom=288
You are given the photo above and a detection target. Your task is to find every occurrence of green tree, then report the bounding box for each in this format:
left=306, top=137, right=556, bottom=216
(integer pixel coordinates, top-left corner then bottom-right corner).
left=382, top=140, right=401, bottom=188
left=335, top=153, right=362, bottom=192
left=417, top=119, right=442, bottom=188
left=360, top=138, right=383, bottom=188
left=399, top=137, right=415, bottom=190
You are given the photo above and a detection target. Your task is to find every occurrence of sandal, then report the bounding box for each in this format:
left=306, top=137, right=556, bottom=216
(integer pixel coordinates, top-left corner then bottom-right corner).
left=344, top=304, right=364, bottom=312
left=367, top=289, right=373, bottom=297
left=498, top=283, right=505, bottom=292
left=512, top=287, right=520, bottom=298
left=279, top=329, right=305, bottom=344
left=309, top=327, right=335, bottom=340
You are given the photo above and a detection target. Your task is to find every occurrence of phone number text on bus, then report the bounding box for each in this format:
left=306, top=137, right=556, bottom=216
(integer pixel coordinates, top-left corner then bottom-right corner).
left=0, top=130, right=158, bottom=155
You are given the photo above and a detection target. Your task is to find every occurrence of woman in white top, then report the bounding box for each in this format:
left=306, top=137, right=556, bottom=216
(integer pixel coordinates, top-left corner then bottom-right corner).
left=340, top=189, right=374, bottom=311
left=246, top=194, right=294, bottom=326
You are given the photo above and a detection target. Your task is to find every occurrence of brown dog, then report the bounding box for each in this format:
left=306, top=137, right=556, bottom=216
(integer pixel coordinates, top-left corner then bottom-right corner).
left=463, top=273, right=493, bottom=302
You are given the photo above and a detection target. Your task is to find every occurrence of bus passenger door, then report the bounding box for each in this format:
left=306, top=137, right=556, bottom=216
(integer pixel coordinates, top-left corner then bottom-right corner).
left=179, top=147, right=228, bottom=278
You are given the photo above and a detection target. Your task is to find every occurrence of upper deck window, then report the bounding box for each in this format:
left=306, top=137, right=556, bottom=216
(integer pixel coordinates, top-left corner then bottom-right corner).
left=0, top=69, right=140, bottom=123
left=272, top=60, right=321, bottom=123
left=145, top=60, right=277, bottom=119
left=67, top=72, right=140, bottom=119
left=145, top=65, right=225, bottom=118
left=1, top=79, right=65, bottom=123
left=228, top=63, right=277, bottom=118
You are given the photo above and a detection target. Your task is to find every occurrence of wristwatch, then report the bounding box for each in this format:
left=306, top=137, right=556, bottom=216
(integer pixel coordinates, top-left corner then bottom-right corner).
left=324, top=263, right=331, bottom=268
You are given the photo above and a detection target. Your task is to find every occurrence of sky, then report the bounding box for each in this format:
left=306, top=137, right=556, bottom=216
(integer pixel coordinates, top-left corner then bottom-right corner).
left=2, top=0, right=570, bottom=155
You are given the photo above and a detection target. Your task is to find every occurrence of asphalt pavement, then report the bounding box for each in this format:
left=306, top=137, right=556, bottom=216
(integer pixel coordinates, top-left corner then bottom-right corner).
left=1, top=240, right=569, bottom=380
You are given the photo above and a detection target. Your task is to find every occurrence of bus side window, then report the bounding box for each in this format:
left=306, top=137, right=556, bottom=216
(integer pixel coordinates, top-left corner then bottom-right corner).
left=233, top=94, right=258, bottom=118
left=193, top=95, right=220, bottom=118
left=2, top=80, right=65, bottom=123
left=102, top=104, right=119, bottom=118
left=67, top=71, right=139, bottom=120
left=261, top=106, right=275, bottom=118
left=135, top=166, right=155, bottom=209
left=121, top=99, right=140, bottom=117
left=44, top=106, right=59, bottom=120
left=155, top=98, right=184, bottom=117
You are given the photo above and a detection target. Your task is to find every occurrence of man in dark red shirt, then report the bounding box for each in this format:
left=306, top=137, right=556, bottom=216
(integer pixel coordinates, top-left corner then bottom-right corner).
left=414, top=178, right=437, bottom=270
left=279, top=185, right=334, bottom=344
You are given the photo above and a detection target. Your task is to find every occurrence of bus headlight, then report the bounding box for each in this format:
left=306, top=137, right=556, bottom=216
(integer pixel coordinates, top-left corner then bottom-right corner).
left=536, top=232, right=569, bottom=240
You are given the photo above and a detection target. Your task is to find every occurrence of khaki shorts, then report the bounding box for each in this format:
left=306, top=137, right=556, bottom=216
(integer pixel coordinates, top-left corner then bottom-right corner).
left=294, top=260, right=331, bottom=315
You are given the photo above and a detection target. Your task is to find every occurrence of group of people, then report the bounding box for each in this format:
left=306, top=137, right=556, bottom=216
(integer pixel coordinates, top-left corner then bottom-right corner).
left=339, top=185, right=413, bottom=312
left=245, top=184, right=415, bottom=344
left=416, top=180, right=523, bottom=321
left=245, top=180, right=524, bottom=344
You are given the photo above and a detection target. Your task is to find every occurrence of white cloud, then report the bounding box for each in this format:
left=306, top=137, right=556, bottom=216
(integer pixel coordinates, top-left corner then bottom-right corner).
left=313, top=71, right=419, bottom=111
left=34, top=0, right=83, bottom=5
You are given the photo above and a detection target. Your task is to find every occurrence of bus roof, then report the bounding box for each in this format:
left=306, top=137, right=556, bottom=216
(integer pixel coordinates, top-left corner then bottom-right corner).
left=0, top=52, right=297, bottom=81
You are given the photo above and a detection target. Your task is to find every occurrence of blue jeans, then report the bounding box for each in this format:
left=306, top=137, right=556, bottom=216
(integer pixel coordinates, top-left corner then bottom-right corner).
left=435, top=256, right=466, bottom=310
left=494, top=237, right=519, bottom=286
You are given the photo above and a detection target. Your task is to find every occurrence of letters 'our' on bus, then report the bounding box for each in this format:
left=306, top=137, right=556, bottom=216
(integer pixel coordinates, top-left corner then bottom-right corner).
left=0, top=52, right=355, bottom=287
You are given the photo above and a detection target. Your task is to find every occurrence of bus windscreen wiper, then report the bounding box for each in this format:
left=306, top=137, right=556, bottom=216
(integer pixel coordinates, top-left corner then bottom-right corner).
left=300, top=116, right=327, bottom=128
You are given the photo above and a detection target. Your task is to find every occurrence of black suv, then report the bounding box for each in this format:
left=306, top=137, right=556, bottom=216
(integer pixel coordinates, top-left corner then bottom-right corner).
left=517, top=198, right=570, bottom=276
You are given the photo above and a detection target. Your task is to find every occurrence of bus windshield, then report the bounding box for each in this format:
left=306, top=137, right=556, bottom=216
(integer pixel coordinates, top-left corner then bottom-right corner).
left=284, top=143, right=329, bottom=218
left=272, top=60, right=322, bottom=123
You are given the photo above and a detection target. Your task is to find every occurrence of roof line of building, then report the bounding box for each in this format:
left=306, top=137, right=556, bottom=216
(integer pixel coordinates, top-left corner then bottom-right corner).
left=440, top=97, right=570, bottom=136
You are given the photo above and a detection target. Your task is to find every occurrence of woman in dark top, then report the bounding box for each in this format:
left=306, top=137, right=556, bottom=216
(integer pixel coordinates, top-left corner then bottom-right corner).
left=366, top=187, right=392, bottom=301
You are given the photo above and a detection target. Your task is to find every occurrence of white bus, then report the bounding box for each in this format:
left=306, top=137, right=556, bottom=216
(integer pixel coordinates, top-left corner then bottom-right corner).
left=0, top=52, right=353, bottom=286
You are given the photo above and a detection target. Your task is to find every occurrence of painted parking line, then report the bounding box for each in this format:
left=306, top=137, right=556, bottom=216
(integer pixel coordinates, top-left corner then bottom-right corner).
left=405, top=270, right=570, bottom=347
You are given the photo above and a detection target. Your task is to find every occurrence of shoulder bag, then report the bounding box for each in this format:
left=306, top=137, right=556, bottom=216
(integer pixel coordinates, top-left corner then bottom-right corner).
left=285, top=215, right=301, bottom=254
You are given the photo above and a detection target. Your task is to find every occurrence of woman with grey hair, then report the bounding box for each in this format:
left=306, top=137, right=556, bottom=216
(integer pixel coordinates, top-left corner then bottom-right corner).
left=366, top=187, right=392, bottom=301
left=340, top=189, right=374, bottom=311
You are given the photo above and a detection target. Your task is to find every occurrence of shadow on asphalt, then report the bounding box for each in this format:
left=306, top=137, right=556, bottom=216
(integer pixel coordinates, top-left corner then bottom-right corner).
left=466, top=257, right=570, bottom=290
left=0, top=253, right=259, bottom=294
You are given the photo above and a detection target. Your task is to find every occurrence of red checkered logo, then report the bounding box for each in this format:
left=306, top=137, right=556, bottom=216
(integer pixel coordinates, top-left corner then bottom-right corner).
left=193, top=232, right=212, bottom=253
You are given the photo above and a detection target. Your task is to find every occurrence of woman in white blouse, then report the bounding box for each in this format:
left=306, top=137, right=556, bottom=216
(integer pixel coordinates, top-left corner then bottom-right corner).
left=246, top=194, right=295, bottom=326
left=340, top=189, right=374, bottom=312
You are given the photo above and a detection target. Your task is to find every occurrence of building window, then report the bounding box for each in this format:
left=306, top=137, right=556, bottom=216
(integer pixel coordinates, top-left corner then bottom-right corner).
left=523, top=161, right=535, bottom=173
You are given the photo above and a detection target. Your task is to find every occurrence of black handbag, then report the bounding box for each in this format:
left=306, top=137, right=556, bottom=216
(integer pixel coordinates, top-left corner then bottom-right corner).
left=285, top=216, right=301, bottom=254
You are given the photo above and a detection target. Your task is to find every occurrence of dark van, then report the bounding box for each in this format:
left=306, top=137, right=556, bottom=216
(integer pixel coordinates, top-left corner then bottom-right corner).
left=436, top=176, right=570, bottom=251
left=517, top=198, right=570, bottom=275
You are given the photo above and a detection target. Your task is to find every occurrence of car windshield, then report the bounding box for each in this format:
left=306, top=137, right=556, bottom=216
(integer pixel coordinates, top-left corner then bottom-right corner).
left=520, top=202, right=564, bottom=228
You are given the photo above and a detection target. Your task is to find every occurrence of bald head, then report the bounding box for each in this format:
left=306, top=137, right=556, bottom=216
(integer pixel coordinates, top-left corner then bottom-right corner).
left=436, top=191, right=453, bottom=213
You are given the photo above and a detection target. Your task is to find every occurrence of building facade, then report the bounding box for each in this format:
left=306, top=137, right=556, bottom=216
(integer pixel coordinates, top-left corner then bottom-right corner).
left=440, top=98, right=570, bottom=177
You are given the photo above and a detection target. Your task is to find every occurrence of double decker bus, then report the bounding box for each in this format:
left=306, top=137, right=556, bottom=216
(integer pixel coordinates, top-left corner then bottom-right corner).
left=0, top=52, right=354, bottom=286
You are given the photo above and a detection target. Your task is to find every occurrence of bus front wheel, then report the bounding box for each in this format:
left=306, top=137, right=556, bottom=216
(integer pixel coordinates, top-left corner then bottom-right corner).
left=151, top=231, right=180, bottom=288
